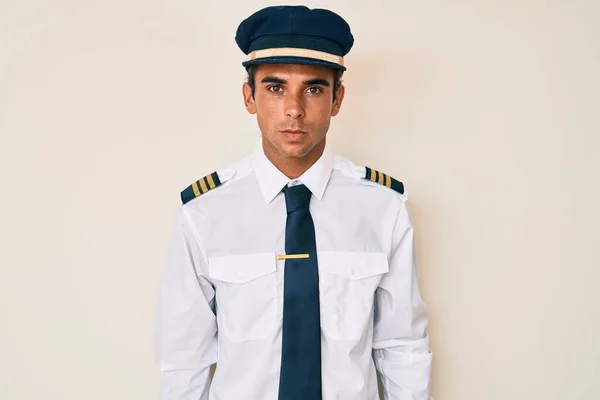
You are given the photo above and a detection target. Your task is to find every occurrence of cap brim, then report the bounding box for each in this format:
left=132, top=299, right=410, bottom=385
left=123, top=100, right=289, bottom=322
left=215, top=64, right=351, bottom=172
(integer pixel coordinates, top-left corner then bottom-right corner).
left=242, top=56, right=346, bottom=71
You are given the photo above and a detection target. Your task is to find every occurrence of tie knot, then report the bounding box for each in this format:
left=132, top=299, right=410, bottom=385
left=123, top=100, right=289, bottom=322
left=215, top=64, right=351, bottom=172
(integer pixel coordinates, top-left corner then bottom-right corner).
left=282, top=184, right=312, bottom=213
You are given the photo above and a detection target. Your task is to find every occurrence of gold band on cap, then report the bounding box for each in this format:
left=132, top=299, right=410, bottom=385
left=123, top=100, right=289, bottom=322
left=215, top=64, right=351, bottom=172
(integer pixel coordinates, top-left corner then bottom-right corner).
left=246, top=47, right=344, bottom=67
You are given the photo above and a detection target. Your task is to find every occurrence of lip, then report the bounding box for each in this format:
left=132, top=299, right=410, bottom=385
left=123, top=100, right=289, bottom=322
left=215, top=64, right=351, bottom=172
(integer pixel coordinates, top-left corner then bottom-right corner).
left=281, top=129, right=307, bottom=134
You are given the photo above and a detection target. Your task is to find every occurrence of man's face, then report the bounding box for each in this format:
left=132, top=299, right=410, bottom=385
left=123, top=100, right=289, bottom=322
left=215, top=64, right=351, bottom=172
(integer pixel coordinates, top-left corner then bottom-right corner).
left=243, top=63, right=345, bottom=160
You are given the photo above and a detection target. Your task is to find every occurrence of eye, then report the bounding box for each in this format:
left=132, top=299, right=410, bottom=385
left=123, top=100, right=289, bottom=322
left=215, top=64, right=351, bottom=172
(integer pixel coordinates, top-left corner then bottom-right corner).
left=268, top=85, right=283, bottom=93
left=306, top=86, right=323, bottom=94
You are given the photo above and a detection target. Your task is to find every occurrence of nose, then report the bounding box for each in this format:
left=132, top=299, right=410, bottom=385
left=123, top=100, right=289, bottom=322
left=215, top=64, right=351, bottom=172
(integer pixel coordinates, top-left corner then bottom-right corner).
left=284, top=93, right=305, bottom=120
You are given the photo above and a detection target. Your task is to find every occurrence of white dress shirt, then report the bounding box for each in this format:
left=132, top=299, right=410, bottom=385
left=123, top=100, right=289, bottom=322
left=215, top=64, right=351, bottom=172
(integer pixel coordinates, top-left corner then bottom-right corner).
left=155, top=146, right=432, bottom=400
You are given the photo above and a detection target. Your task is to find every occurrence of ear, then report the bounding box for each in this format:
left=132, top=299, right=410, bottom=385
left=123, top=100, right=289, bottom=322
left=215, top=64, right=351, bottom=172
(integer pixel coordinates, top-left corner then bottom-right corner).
left=331, top=84, right=345, bottom=117
left=242, top=82, right=257, bottom=114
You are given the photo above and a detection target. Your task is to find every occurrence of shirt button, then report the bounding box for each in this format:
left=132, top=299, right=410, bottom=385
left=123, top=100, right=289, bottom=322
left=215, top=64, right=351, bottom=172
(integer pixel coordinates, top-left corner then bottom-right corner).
left=291, top=180, right=299, bottom=186
left=351, top=269, right=357, bottom=276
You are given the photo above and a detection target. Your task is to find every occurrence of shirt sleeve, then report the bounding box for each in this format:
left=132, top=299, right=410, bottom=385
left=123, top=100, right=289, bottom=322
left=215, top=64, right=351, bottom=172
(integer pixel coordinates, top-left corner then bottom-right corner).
left=155, top=207, right=218, bottom=400
left=373, top=201, right=433, bottom=400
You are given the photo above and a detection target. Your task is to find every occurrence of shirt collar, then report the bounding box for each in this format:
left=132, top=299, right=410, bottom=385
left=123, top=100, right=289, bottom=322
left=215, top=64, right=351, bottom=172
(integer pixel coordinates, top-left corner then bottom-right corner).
left=251, top=144, right=334, bottom=204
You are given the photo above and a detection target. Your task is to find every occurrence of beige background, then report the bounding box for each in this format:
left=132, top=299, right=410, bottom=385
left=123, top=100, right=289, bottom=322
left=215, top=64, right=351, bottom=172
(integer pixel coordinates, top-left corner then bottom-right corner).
left=1, top=0, right=599, bottom=399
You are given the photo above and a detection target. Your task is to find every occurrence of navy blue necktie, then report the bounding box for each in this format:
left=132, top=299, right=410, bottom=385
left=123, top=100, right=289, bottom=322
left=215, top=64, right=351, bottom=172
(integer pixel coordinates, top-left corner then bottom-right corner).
left=278, top=184, right=322, bottom=400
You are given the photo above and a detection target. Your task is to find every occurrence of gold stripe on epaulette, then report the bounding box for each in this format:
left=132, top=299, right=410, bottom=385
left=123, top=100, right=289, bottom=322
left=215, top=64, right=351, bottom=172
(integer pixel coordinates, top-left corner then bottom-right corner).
left=199, top=178, right=208, bottom=193
left=385, top=174, right=391, bottom=188
left=192, top=181, right=201, bottom=196
left=378, top=172, right=385, bottom=185
left=206, top=174, right=216, bottom=189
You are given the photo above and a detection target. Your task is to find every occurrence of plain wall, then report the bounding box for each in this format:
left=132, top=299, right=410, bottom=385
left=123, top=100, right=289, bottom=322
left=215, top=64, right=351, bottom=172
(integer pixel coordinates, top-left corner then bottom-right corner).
left=1, top=1, right=598, bottom=399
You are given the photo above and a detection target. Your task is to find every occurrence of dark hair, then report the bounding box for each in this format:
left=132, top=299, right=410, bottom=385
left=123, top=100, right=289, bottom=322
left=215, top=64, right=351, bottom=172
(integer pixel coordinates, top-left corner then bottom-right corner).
left=245, top=65, right=344, bottom=102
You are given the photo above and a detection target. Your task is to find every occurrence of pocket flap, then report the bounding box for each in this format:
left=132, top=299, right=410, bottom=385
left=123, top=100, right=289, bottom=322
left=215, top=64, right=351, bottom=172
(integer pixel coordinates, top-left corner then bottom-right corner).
left=208, top=253, right=276, bottom=284
left=318, top=251, right=389, bottom=280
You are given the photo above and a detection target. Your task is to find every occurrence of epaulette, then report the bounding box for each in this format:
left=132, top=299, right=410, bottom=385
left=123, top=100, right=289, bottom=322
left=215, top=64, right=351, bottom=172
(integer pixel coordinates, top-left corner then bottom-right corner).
left=364, top=166, right=405, bottom=195
left=180, top=172, right=222, bottom=204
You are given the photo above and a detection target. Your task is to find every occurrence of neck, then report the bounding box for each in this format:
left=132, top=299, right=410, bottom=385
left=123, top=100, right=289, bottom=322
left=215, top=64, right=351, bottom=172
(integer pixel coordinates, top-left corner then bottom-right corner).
left=262, top=138, right=326, bottom=179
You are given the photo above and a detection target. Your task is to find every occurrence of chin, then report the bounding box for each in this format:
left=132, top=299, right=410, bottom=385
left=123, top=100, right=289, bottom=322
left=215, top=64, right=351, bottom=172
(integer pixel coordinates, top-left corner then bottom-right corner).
left=264, top=134, right=318, bottom=159
left=278, top=143, right=314, bottom=158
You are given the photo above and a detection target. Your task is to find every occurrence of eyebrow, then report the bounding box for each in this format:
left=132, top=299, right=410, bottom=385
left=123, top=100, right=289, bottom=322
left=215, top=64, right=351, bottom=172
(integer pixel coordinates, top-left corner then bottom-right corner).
left=260, top=77, right=331, bottom=87
left=304, top=78, right=330, bottom=87
left=260, top=77, right=286, bottom=84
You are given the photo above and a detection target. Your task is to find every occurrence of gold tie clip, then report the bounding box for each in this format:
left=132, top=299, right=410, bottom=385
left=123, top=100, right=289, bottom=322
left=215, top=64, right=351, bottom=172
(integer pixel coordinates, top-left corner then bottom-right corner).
left=276, top=254, right=310, bottom=260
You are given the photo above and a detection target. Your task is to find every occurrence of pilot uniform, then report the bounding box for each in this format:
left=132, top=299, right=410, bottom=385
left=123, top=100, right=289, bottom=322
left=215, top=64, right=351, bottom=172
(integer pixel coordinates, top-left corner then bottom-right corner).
left=155, top=5, right=432, bottom=400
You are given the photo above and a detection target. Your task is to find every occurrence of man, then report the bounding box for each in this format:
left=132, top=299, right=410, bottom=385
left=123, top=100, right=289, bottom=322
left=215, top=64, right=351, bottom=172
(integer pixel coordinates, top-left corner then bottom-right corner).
left=155, top=5, right=432, bottom=400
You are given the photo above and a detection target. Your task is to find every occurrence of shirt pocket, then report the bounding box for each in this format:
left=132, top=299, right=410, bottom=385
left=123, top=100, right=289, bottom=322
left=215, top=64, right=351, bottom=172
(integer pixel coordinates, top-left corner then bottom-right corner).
left=208, top=253, right=277, bottom=342
left=318, top=251, right=389, bottom=340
